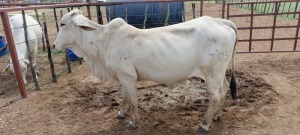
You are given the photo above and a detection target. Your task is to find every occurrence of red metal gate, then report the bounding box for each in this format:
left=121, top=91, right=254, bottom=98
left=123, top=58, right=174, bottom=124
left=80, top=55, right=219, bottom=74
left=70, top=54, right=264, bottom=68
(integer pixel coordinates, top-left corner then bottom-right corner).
left=227, top=0, right=300, bottom=53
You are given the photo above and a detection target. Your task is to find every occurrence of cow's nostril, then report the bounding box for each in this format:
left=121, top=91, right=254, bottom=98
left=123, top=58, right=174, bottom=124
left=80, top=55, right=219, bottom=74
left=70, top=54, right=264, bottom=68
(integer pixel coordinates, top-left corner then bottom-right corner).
left=53, top=45, right=55, bottom=49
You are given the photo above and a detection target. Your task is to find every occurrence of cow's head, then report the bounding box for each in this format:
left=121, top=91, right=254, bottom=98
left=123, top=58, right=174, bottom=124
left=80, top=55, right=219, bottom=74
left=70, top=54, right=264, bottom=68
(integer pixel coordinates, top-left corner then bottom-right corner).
left=54, top=9, right=98, bottom=53
left=5, top=59, right=29, bottom=84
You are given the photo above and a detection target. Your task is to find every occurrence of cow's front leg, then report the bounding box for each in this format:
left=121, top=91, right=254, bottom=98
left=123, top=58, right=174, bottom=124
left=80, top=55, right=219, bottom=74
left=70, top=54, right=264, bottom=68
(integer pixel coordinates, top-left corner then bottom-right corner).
left=198, top=77, right=223, bottom=134
left=116, top=88, right=129, bottom=119
left=34, top=66, right=40, bottom=76
left=119, top=79, right=139, bottom=129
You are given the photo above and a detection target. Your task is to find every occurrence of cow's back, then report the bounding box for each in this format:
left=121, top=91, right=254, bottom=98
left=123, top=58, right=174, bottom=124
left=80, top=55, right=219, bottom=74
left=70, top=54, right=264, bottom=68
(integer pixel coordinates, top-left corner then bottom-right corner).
left=9, top=14, right=42, bottom=51
left=118, top=16, right=237, bottom=84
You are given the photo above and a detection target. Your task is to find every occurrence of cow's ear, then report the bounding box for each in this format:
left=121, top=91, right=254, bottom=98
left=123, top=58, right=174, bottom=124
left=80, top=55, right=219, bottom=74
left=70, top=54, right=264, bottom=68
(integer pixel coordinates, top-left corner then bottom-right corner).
left=78, top=25, right=97, bottom=31
left=74, top=19, right=97, bottom=31
left=70, top=9, right=82, bottom=17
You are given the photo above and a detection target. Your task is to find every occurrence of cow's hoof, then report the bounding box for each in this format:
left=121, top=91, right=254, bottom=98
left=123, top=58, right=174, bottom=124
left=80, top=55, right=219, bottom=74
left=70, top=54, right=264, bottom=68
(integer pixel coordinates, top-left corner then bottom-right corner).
left=115, top=114, right=126, bottom=120
left=198, top=127, right=208, bottom=135
left=126, top=121, right=138, bottom=130
left=213, top=116, right=221, bottom=122
left=36, top=70, right=40, bottom=76
left=34, top=66, right=40, bottom=76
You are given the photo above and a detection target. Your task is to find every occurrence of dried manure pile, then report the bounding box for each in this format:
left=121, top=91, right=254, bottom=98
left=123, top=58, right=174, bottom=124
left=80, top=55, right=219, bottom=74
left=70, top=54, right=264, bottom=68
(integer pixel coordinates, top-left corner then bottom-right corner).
left=0, top=63, right=277, bottom=135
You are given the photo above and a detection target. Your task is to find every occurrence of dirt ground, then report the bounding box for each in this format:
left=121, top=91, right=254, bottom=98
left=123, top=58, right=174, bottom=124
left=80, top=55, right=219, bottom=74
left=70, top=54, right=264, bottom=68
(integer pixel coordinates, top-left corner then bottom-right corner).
left=1, top=51, right=300, bottom=135
left=0, top=3, right=300, bottom=135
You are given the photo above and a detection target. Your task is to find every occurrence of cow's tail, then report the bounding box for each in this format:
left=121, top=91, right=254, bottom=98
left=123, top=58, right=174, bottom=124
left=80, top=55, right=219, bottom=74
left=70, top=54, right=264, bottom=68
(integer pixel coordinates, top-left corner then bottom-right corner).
left=223, top=19, right=238, bottom=102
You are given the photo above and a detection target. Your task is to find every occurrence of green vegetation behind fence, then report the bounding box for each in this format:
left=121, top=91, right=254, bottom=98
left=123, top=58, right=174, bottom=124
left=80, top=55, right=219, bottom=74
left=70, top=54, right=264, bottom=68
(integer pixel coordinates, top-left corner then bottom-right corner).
left=228, top=0, right=300, bottom=19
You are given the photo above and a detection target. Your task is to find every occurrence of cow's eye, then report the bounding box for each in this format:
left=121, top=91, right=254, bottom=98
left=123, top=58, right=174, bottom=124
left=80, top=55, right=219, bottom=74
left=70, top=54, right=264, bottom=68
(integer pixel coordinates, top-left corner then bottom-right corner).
left=61, top=23, right=66, bottom=26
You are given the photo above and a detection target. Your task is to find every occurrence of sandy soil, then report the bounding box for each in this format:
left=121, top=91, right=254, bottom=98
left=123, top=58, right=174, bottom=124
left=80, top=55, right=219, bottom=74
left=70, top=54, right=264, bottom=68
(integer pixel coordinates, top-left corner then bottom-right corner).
left=0, top=3, right=300, bottom=135
left=1, top=52, right=299, bottom=135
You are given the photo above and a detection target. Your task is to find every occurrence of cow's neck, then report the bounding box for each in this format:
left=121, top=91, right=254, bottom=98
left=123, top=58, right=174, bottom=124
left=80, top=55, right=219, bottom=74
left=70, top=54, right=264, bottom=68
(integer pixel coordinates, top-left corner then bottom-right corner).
left=73, top=25, right=120, bottom=85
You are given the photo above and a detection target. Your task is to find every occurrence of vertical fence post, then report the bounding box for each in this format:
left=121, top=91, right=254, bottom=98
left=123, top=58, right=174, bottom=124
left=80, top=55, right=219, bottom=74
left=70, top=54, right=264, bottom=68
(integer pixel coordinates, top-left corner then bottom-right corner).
left=77, top=6, right=83, bottom=65
left=1, top=12, right=27, bottom=98
left=143, top=5, right=148, bottom=29
left=287, top=2, right=292, bottom=18
left=271, top=2, right=279, bottom=51
left=60, top=10, right=72, bottom=73
left=294, top=1, right=299, bottom=18
left=34, top=9, right=45, bottom=52
left=293, top=11, right=300, bottom=51
left=96, top=5, right=103, bottom=24
left=107, top=6, right=111, bottom=22
left=164, top=4, right=170, bottom=26
left=125, top=5, right=128, bottom=23
left=222, top=0, right=226, bottom=18
left=271, top=3, right=275, bottom=13
left=240, top=0, right=243, bottom=8
left=43, top=13, right=57, bottom=83
left=227, top=1, right=230, bottom=19
left=281, top=2, right=286, bottom=15
left=182, top=2, right=185, bottom=22
left=246, top=0, right=250, bottom=9
left=21, top=11, right=40, bottom=91
left=87, top=0, right=91, bottom=20
left=254, top=0, right=258, bottom=11
left=266, top=2, right=271, bottom=13
left=200, top=0, right=203, bottom=16
left=53, top=8, right=59, bottom=34
left=192, top=3, right=196, bottom=19
left=249, top=3, right=254, bottom=52
left=263, top=2, right=267, bottom=13
left=258, top=1, right=264, bottom=12
left=86, top=6, right=92, bottom=20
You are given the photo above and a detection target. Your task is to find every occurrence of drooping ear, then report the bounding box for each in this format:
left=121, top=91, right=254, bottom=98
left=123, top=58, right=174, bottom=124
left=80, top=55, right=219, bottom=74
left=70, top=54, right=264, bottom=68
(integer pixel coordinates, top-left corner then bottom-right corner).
left=78, top=25, right=98, bottom=31
left=4, top=64, right=10, bottom=72
left=73, top=16, right=98, bottom=31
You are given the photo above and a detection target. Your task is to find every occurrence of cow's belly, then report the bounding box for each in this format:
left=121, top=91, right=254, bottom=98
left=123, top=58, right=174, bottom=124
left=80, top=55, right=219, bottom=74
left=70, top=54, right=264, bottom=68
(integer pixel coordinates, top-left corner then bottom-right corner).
left=136, top=63, right=193, bottom=83
left=133, top=46, right=208, bottom=84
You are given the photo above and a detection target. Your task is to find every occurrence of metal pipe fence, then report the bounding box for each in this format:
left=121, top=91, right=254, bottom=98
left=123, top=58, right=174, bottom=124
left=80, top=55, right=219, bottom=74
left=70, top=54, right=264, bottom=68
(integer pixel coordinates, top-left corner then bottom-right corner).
left=227, top=0, right=300, bottom=53
left=0, top=0, right=299, bottom=99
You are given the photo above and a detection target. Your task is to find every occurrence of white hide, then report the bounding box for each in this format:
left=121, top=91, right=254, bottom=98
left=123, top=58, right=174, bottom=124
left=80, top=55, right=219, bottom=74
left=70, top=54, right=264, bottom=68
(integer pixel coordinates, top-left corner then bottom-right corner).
left=54, top=9, right=237, bottom=132
left=6, top=14, right=43, bottom=84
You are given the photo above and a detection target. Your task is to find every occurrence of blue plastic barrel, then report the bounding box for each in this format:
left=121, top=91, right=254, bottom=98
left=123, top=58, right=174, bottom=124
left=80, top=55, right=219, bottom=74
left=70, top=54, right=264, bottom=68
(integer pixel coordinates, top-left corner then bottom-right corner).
left=0, top=36, right=8, bottom=57
left=67, top=48, right=79, bottom=61
left=106, top=0, right=184, bottom=28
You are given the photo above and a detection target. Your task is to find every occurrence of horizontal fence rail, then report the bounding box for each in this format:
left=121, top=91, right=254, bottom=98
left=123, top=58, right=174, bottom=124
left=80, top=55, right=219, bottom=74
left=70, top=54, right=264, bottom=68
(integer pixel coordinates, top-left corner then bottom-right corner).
left=0, top=0, right=299, bottom=99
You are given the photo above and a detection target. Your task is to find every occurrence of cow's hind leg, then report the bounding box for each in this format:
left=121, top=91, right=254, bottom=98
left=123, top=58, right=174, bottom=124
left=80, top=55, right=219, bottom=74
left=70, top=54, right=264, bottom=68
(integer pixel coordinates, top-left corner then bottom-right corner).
left=213, top=77, right=229, bottom=121
left=198, top=77, right=223, bottom=134
left=31, top=46, right=39, bottom=76
left=119, top=78, right=139, bottom=129
left=116, top=88, right=129, bottom=119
